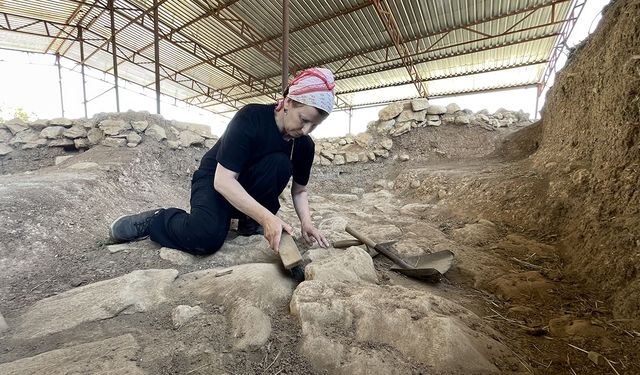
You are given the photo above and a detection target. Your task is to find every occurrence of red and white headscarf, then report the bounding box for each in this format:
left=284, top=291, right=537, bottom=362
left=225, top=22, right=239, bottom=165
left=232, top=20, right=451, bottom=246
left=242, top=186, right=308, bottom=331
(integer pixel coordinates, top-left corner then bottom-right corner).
left=276, top=68, right=335, bottom=114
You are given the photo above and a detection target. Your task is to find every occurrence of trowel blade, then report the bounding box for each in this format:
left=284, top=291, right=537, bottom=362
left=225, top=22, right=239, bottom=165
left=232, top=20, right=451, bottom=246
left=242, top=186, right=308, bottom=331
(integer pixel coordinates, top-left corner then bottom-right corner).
left=390, top=250, right=454, bottom=275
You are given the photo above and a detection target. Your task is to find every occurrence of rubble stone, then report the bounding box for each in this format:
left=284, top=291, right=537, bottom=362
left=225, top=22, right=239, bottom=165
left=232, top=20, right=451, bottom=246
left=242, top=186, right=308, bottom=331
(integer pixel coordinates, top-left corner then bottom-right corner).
left=40, top=126, right=65, bottom=139
left=411, top=98, right=430, bottom=111
left=378, top=102, right=404, bottom=120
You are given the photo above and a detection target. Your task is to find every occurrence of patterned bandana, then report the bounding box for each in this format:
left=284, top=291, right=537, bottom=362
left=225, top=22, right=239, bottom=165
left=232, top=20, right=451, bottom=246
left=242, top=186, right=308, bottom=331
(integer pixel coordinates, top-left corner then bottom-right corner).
left=276, top=68, right=335, bottom=114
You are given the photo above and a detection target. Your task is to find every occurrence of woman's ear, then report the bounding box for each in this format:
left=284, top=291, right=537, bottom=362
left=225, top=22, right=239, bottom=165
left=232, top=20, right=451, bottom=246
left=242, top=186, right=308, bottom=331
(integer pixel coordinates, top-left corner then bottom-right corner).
left=282, top=97, right=293, bottom=112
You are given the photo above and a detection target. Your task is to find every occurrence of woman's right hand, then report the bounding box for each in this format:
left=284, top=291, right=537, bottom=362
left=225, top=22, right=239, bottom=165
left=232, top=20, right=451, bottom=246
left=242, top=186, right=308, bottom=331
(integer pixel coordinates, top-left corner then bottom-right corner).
left=261, top=214, right=293, bottom=253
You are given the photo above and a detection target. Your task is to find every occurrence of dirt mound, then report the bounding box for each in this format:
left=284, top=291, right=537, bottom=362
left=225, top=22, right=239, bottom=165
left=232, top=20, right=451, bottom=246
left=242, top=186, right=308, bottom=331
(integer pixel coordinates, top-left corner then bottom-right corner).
left=490, top=120, right=542, bottom=161
left=532, top=0, right=640, bottom=318
left=393, top=121, right=522, bottom=161
left=0, top=142, right=200, bottom=311
left=390, top=0, right=639, bottom=319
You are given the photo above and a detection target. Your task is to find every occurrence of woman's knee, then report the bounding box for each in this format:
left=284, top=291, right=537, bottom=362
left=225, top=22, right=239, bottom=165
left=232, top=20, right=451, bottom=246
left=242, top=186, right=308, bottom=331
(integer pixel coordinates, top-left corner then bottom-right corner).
left=187, top=232, right=226, bottom=256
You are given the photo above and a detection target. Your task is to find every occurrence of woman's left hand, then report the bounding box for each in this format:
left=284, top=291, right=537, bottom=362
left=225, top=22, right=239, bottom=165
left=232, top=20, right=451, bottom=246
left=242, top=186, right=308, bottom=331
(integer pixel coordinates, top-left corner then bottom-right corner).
left=301, top=222, right=330, bottom=248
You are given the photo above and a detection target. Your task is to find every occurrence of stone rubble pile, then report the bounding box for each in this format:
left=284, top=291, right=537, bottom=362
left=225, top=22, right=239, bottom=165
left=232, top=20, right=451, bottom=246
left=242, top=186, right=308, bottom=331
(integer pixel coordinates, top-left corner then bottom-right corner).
left=0, top=111, right=218, bottom=157
left=313, top=99, right=532, bottom=166
left=0, top=101, right=531, bottom=167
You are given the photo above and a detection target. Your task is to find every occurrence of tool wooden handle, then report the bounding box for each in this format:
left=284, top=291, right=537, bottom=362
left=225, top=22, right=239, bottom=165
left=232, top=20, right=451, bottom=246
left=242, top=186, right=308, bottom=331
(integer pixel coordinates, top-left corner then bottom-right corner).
left=345, top=225, right=413, bottom=269
left=279, top=232, right=303, bottom=270
left=345, top=226, right=377, bottom=248
left=333, top=239, right=364, bottom=248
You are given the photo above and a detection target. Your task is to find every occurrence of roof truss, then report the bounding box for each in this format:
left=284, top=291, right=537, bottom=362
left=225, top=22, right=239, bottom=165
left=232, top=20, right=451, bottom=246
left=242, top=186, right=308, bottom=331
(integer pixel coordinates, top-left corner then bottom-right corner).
left=0, top=0, right=584, bottom=114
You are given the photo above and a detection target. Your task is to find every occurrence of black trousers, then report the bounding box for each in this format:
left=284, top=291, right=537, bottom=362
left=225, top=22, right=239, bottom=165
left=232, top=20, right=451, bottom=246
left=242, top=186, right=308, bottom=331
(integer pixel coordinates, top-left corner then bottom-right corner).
left=149, top=152, right=292, bottom=255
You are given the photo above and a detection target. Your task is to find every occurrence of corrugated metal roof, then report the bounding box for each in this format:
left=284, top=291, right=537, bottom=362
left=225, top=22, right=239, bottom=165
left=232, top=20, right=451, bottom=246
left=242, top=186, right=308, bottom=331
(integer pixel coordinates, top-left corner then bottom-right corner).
left=0, top=0, right=583, bottom=113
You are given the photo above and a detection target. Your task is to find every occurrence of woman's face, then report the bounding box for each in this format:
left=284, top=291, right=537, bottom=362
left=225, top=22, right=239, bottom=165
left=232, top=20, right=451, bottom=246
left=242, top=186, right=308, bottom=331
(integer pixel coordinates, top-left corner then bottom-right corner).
left=282, top=98, right=329, bottom=140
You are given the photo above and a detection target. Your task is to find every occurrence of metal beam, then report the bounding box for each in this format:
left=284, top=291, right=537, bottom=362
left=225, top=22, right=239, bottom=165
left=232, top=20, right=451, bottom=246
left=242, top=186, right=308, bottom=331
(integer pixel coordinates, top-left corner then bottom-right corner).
left=56, top=53, right=65, bottom=117
left=220, top=0, right=571, bottom=98
left=336, top=60, right=548, bottom=95
left=372, top=0, right=428, bottom=97
left=0, top=11, right=242, bottom=111
left=0, top=12, right=97, bottom=42
left=282, top=0, right=290, bottom=92
left=100, top=0, right=281, bottom=101
left=153, top=0, right=161, bottom=114
left=78, top=27, right=88, bottom=118
left=232, top=32, right=558, bottom=102
left=45, top=1, right=85, bottom=54
left=221, top=0, right=373, bottom=59
left=77, top=0, right=170, bottom=65
left=339, top=83, right=538, bottom=111
left=190, top=0, right=290, bottom=75
left=108, top=0, right=120, bottom=112
left=117, top=1, right=254, bottom=92
left=120, top=0, right=231, bottom=69
left=335, top=33, right=559, bottom=81
left=537, top=0, right=586, bottom=97
left=59, top=2, right=108, bottom=56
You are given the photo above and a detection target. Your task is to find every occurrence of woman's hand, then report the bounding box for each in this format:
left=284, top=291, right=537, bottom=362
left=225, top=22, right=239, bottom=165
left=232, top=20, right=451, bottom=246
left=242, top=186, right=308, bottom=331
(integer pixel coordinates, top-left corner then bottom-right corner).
left=301, top=221, right=329, bottom=248
left=261, top=214, right=293, bottom=253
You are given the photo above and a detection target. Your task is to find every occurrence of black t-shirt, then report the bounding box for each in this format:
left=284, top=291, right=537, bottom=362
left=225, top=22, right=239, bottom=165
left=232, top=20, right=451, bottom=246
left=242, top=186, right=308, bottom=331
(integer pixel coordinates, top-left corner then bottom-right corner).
left=198, top=103, right=315, bottom=186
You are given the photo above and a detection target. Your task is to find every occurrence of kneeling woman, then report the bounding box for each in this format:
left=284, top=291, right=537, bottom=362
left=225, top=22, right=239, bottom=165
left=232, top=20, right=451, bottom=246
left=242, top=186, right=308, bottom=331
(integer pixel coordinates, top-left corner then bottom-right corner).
left=109, top=67, right=335, bottom=255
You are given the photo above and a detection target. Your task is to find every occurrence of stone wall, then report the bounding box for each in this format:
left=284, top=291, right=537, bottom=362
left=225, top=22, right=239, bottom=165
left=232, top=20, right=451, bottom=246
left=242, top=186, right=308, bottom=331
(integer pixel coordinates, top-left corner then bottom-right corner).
left=0, top=111, right=218, bottom=158
left=313, top=99, right=532, bottom=166
left=0, top=103, right=531, bottom=168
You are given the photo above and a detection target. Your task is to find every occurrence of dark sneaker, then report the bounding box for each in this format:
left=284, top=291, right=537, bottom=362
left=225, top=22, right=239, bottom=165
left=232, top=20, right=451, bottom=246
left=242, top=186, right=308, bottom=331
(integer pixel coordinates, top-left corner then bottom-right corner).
left=109, top=209, right=163, bottom=243
left=237, top=215, right=264, bottom=236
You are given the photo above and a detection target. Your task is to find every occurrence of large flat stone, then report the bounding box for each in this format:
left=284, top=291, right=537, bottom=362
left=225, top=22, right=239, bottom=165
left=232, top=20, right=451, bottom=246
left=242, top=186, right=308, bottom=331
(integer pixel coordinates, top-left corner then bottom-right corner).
left=305, top=247, right=378, bottom=284
left=378, top=102, right=404, bottom=121
left=291, top=281, right=522, bottom=374
left=174, top=263, right=296, bottom=349
left=16, top=269, right=178, bottom=339
left=0, top=334, right=143, bottom=375
left=210, top=234, right=279, bottom=266
left=159, top=247, right=198, bottom=265
left=0, top=144, right=13, bottom=156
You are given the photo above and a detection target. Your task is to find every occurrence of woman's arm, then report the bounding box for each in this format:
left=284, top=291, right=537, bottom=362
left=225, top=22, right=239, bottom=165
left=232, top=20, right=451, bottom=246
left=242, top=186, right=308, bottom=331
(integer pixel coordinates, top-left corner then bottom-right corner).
left=291, top=181, right=329, bottom=248
left=214, top=164, right=293, bottom=252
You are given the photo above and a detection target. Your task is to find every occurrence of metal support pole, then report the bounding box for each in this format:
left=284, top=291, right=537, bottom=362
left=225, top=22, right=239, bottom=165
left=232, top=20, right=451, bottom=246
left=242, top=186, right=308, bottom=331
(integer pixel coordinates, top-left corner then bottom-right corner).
left=282, top=0, right=290, bottom=93
left=55, top=53, right=65, bottom=118
left=153, top=0, right=161, bottom=114
left=372, top=0, right=428, bottom=98
left=109, top=0, right=120, bottom=112
left=78, top=27, right=88, bottom=118
left=535, top=84, right=541, bottom=120
left=348, top=107, right=353, bottom=134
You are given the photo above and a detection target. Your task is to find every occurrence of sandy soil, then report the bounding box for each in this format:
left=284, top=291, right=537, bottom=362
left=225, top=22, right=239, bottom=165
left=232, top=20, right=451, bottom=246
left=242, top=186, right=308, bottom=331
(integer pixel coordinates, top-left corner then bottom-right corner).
left=1, top=1, right=639, bottom=372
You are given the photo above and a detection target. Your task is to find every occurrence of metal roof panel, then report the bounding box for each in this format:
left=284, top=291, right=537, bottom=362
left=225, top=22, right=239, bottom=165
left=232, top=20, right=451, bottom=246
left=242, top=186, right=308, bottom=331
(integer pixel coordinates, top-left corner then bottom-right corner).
left=0, top=0, right=581, bottom=113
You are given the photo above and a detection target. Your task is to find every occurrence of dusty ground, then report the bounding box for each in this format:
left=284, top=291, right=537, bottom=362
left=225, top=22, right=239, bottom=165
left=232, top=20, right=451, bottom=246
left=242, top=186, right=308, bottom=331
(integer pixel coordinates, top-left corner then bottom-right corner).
left=1, top=1, right=639, bottom=372
left=1, top=117, right=638, bottom=374
left=311, top=123, right=640, bottom=374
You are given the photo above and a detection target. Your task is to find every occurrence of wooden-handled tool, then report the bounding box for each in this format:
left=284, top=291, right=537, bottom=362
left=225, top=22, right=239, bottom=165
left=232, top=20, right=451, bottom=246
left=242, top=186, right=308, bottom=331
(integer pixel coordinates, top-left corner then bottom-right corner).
left=345, top=225, right=413, bottom=269
left=278, top=232, right=303, bottom=269
left=345, top=225, right=454, bottom=281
